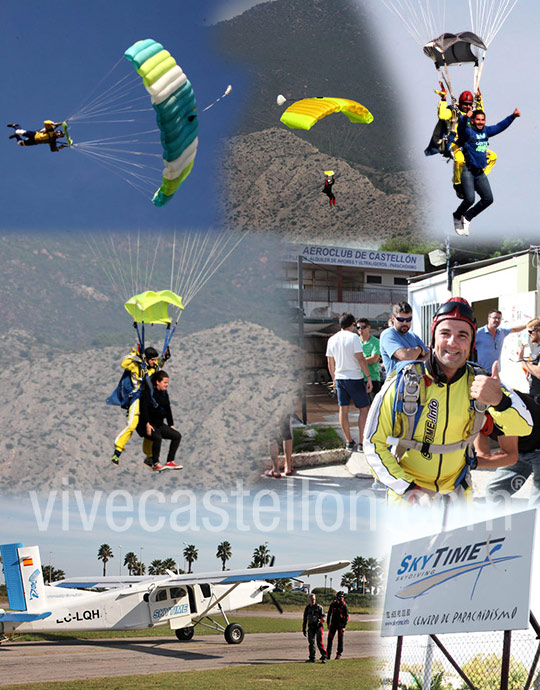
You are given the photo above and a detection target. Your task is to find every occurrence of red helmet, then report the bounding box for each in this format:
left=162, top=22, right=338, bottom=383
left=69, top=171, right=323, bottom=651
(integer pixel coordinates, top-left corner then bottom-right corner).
left=458, top=91, right=474, bottom=107
left=430, top=297, right=477, bottom=352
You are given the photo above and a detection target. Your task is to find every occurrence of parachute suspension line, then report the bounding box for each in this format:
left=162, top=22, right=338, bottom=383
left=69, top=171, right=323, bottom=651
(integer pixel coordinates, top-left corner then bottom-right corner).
left=469, top=0, right=519, bottom=48
left=70, top=146, right=156, bottom=200
left=86, top=236, right=128, bottom=301
left=380, top=0, right=442, bottom=48
left=68, top=66, right=143, bottom=123
left=201, top=84, right=232, bottom=112
left=169, top=230, right=246, bottom=308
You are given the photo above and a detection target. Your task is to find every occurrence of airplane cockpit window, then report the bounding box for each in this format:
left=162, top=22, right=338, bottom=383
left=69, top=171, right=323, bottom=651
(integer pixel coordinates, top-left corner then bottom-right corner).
left=200, top=583, right=211, bottom=598
left=170, top=587, right=187, bottom=600
left=155, top=589, right=168, bottom=602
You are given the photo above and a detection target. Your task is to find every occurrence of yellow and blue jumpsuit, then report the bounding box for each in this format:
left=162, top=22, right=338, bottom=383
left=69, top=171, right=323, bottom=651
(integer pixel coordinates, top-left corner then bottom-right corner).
left=364, top=363, right=533, bottom=502
left=113, top=349, right=161, bottom=456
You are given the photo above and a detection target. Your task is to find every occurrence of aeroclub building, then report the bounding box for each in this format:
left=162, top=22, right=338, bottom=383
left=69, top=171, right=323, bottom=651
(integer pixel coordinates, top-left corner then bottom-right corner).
left=408, top=247, right=540, bottom=391
left=282, top=242, right=425, bottom=380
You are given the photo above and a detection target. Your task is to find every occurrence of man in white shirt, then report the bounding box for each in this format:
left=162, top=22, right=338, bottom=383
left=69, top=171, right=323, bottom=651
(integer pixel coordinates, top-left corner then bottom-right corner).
left=326, top=313, right=373, bottom=450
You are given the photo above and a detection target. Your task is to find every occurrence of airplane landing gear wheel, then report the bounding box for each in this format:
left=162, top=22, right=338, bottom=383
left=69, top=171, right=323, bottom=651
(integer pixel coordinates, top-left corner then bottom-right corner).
left=175, top=626, right=195, bottom=641
left=224, top=622, right=244, bottom=644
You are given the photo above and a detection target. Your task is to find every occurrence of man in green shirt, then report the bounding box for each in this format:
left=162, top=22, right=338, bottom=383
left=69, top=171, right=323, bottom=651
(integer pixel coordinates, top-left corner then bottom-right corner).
left=356, top=318, right=382, bottom=448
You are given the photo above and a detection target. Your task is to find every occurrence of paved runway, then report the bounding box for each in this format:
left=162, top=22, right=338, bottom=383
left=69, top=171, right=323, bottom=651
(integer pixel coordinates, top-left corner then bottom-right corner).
left=0, top=630, right=389, bottom=686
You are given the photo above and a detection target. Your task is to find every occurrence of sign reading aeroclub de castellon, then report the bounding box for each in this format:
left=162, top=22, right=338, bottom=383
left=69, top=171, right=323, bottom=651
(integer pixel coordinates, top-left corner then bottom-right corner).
left=285, top=244, right=425, bottom=272
left=381, top=510, right=536, bottom=637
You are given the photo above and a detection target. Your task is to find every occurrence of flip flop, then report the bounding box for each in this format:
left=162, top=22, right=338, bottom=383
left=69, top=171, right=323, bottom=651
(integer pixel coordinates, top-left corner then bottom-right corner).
left=264, top=469, right=282, bottom=478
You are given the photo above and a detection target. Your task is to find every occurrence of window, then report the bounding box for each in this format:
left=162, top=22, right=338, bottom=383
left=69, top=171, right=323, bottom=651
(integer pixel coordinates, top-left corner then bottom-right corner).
left=170, top=587, right=187, bottom=600
left=394, top=277, right=408, bottom=286
left=421, top=302, right=441, bottom=345
left=366, top=275, right=382, bottom=284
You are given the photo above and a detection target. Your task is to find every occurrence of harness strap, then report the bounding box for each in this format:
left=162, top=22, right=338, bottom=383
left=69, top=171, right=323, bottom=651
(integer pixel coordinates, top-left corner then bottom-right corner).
left=391, top=363, right=488, bottom=460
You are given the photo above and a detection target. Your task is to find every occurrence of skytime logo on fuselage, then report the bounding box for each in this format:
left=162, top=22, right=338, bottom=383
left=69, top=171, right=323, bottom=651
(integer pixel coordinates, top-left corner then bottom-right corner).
left=394, top=538, right=521, bottom=600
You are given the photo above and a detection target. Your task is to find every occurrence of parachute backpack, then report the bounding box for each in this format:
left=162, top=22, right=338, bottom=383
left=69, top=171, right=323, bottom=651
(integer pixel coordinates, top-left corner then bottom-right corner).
left=387, top=360, right=488, bottom=489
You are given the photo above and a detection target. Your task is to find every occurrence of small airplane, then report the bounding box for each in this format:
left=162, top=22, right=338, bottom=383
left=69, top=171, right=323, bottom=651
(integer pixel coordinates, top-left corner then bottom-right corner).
left=0, top=542, right=349, bottom=645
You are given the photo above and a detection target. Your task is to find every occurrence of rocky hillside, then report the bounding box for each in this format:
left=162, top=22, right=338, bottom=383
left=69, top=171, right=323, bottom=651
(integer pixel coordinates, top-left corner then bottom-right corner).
left=221, top=128, right=428, bottom=244
left=0, top=322, right=301, bottom=496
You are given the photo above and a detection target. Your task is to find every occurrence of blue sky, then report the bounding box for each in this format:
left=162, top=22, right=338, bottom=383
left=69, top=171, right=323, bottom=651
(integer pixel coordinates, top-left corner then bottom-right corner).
left=365, top=0, right=540, bottom=241
left=0, top=490, right=382, bottom=585
left=4, top=0, right=537, bottom=239
left=2, top=0, right=249, bottom=231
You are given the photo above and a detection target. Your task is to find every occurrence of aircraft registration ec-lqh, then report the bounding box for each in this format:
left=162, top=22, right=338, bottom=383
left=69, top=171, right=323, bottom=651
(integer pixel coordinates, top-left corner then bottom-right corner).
left=0, top=542, right=349, bottom=645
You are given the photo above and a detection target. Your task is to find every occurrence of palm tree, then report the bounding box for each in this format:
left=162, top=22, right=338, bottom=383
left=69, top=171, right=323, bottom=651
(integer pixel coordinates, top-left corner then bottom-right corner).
left=148, top=559, right=165, bottom=575
left=183, top=544, right=198, bottom=574
left=351, top=556, right=368, bottom=592
left=340, top=572, right=356, bottom=593
left=364, top=557, right=383, bottom=594
left=249, top=543, right=271, bottom=568
left=124, top=551, right=138, bottom=576
left=97, top=544, right=114, bottom=576
left=41, top=565, right=65, bottom=583
left=161, top=558, right=179, bottom=573
left=216, top=541, right=232, bottom=571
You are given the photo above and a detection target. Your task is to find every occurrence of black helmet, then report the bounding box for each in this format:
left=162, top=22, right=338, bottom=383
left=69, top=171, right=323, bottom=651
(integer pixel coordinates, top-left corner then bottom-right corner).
left=144, top=346, right=159, bottom=360
left=337, top=591, right=345, bottom=598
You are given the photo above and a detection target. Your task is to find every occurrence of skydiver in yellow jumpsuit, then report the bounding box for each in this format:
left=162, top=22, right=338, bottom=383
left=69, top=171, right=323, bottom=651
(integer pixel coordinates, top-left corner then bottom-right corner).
left=111, top=346, right=165, bottom=466
left=7, top=121, right=66, bottom=151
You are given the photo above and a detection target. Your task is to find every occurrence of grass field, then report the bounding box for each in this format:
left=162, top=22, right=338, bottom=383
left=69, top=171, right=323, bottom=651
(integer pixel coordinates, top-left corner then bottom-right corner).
left=2, top=657, right=381, bottom=690
left=5, top=616, right=377, bottom=642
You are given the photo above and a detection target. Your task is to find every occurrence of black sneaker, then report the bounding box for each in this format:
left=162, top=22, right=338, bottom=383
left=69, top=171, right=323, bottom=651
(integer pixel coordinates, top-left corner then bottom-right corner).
left=345, top=441, right=356, bottom=451
left=111, top=451, right=121, bottom=466
left=143, top=458, right=154, bottom=469
left=320, top=656, right=327, bottom=663
left=305, top=659, right=315, bottom=663
left=7, top=123, right=19, bottom=128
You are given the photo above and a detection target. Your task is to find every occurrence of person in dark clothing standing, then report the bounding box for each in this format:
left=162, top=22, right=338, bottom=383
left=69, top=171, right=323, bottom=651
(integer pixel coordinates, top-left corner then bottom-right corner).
left=326, top=591, right=349, bottom=660
left=137, top=370, right=182, bottom=472
left=302, top=593, right=327, bottom=663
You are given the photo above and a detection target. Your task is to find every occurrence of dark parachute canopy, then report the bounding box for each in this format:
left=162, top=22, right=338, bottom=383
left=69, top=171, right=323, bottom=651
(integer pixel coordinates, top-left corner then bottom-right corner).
left=423, top=32, right=487, bottom=69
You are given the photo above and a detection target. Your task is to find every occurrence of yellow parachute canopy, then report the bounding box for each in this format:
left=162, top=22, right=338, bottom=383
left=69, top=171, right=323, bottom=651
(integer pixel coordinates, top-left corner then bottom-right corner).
left=124, top=290, right=184, bottom=324
left=280, top=97, right=374, bottom=131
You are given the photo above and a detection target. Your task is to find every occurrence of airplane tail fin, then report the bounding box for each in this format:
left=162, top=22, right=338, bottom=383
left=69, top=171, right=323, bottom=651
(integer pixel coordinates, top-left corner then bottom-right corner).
left=0, top=543, right=47, bottom=612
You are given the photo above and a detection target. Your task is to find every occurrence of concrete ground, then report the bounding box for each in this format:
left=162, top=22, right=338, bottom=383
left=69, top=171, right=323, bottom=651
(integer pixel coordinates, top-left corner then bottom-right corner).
left=259, top=383, right=533, bottom=506
left=0, top=630, right=388, bottom=686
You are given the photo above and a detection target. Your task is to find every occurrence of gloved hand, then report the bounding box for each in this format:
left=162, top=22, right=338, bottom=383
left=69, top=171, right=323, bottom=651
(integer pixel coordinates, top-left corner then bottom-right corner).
left=434, top=80, right=447, bottom=100
left=163, top=346, right=171, bottom=362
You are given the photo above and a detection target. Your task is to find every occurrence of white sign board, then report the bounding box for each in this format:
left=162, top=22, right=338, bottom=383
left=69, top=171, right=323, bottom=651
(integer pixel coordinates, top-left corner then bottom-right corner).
left=284, top=244, right=425, bottom=272
left=381, top=510, right=536, bottom=637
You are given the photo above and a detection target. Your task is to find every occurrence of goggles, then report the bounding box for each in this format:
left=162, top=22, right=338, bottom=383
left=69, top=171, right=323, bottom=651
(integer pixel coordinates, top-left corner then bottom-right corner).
left=394, top=316, right=412, bottom=323
left=434, top=300, right=475, bottom=323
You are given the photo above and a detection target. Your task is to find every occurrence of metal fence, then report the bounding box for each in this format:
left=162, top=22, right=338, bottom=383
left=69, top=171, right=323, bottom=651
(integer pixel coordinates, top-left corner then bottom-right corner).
left=374, top=618, right=540, bottom=689
left=301, top=285, right=409, bottom=305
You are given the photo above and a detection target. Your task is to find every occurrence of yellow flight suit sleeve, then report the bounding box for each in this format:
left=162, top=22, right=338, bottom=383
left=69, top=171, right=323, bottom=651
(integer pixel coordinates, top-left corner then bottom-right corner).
left=363, top=381, right=416, bottom=495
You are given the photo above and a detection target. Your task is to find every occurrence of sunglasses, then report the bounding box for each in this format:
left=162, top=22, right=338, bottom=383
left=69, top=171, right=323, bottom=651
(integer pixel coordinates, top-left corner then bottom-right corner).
left=528, top=329, right=540, bottom=335
left=394, top=316, right=412, bottom=323
left=357, top=324, right=367, bottom=329
left=434, top=301, right=475, bottom=322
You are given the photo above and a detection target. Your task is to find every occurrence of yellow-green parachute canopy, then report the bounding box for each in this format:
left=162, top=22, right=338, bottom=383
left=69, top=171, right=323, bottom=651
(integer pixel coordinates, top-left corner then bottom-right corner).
left=280, top=97, right=373, bottom=131
left=124, top=290, right=184, bottom=324
left=124, top=39, right=198, bottom=207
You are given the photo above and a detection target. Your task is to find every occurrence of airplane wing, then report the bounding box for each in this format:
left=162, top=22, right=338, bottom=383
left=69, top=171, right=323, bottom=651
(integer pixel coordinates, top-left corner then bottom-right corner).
left=53, top=560, right=350, bottom=590
left=0, top=610, right=52, bottom=622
